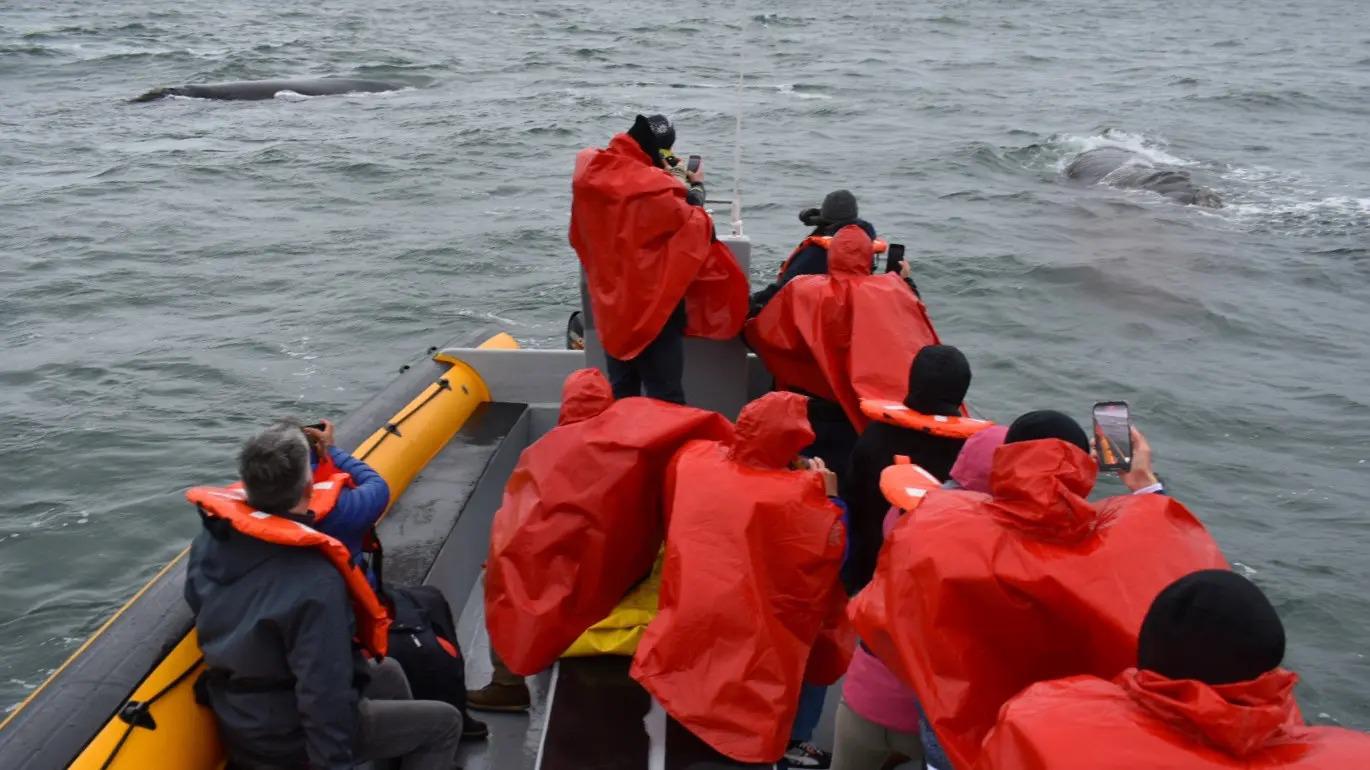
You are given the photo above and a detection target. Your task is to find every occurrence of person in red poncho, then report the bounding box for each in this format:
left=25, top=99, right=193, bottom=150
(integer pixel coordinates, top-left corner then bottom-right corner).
left=469, top=369, right=619, bottom=713
left=630, top=392, right=853, bottom=765
left=849, top=410, right=1230, bottom=770
left=570, top=113, right=749, bottom=404
left=484, top=368, right=734, bottom=681
left=978, top=570, right=1370, bottom=770
left=744, top=223, right=938, bottom=476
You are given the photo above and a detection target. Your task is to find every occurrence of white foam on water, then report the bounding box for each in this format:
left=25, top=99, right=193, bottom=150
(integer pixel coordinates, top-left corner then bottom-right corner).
left=776, top=83, right=832, bottom=100
left=273, top=87, right=412, bottom=102
left=1223, top=195, right=1370, bottom=223
left=1052, top=129, right=1194, bottom=171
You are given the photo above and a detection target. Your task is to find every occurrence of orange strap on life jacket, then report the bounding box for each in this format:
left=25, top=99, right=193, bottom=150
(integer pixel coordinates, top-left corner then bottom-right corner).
left=880, top=456, right=942, bottom=511
left=775, top=235, right=890, bottom=280
left=186, top=482, right=390, bottom=658
left=859, top=399, right=995, bottom=440
left=222, top=452, right=355, bottom=524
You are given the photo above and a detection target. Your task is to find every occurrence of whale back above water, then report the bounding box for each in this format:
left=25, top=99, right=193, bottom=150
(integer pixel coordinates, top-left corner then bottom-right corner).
left=1065, top=147, right=1223, bottom=208
left=132, top=78, right=404, bottom=102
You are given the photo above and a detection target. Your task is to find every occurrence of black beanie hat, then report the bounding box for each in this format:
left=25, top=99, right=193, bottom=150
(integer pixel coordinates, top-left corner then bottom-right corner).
left=819, top=189, right=859, bottom=226
left=905, top=345, right=971, bottom=416
left=1138, top=570, right=1286, bottom=685
left=1005, top=410, right=1090, bottom=453
left=628, top=114, right=675, bottom=165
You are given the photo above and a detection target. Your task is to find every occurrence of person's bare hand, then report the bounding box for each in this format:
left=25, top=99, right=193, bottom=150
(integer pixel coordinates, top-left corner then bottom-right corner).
left=805, top=457, right=839, bottom=496
left=899, top=260, right=912, bottom=279
left=302, top=418, right=335, bottom=454
left=1119, top=426, right=1158, bottom=491
left=686, top=164, right=704, bottom=185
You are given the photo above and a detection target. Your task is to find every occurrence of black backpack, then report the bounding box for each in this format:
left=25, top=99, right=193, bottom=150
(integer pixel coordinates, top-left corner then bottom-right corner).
left=384, top=584, right=468, bottom=711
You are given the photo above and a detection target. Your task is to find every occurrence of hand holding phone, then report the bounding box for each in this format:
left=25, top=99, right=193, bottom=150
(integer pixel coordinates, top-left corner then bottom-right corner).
left=1119, top=426, right=1159, bottom=491
left=687, top=154, right=701, bottom=173
left=1091, top=402, right=1132, bottom=472
left=884, top=243, right=907, bottom=274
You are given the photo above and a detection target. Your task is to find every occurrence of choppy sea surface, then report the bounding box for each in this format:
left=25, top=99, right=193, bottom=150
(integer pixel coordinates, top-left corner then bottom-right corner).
left=3, top=0, right=1368, bottom=725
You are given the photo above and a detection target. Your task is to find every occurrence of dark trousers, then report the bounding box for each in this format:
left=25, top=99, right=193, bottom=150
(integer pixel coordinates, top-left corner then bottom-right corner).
left=605, top=304, right=686, bottom=405
left=355, top=658, right=463, bottom=770
left=231, top=659, right=460, bottom=770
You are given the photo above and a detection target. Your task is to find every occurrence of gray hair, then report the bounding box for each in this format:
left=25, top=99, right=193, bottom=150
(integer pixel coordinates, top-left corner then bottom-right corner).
left=238, top=418, right=312, bottom=514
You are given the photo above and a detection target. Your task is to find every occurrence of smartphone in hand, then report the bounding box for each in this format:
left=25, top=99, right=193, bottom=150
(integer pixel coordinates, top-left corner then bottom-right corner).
left=884, top=243, right=906, bottom=273
left=1092, top=401, right=1132, bottom=472
left=687, top=154, right=701, bottom=173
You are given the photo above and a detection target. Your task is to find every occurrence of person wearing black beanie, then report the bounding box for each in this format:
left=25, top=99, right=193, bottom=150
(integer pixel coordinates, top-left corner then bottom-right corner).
left=1138, top=569, right=1285, bottom=685
left=1005, top=409, right=1166, bottom=495
left=626, top=113, right=676, bottom=166
left=572, top=112, right=745, bottom=404
left=626, top=114, right=705, bottom=206
left=976, top=569, right=1370, bottom=767
left=1004, top=410, right=1091, bottom=453
left=841, top=345, right=973, bottom=593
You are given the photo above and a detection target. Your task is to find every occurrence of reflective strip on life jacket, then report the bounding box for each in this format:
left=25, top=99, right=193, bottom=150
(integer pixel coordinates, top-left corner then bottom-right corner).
left=859, top=399, right=995, bottom=440
left=775, top=235, right=890, bottom=280
left=187, top=482, right=390, bottom=658
left=880, top=455, right=942, bottom=511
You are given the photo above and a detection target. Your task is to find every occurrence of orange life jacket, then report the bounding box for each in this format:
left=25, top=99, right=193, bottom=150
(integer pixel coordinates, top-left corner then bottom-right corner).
left=219, top=451, right=354, bottom=522
left=859, top=399, right=995, bottom=439
left=186, top=470, right=391, bottom=658
left=879, top=456, right=943, bottom=511
left=775, top=235, right=889, bottom=280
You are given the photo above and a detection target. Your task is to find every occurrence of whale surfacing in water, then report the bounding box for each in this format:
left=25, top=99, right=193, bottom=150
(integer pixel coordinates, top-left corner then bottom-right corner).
left=1065, top=147, right=1222, bottom=207
left=133, top=78, right=404, bottom=102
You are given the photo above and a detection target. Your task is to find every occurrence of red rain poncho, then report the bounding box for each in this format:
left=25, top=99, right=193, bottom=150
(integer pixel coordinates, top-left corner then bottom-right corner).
left=631, top=392, right=851, bottom=763
left=744, top=224, right=942, bottom=430
left=485, top=369, right=734, bottom=675
left=977, top=669, right=1370, bottom=769
left=849, top=439, right=1229, bottom=770
left=570, top=134, right=749, bottom=361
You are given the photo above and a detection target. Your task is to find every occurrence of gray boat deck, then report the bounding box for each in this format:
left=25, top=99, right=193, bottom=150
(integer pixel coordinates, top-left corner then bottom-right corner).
left=378, top=334, right=845, bottom=768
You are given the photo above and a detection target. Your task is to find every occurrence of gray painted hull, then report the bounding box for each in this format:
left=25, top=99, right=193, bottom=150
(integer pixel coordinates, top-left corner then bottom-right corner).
left=132, top=78, right=404, bottom=102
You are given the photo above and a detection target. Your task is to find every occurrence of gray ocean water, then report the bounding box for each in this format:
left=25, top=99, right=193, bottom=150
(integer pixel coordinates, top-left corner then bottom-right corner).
left=2, top=0, right=1368, bottom=726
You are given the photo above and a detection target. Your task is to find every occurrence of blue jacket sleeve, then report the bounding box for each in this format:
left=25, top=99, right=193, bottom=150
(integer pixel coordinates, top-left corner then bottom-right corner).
left=322, top=447, right=390, bottom=548
left=829, top=496, right=851, bottom=568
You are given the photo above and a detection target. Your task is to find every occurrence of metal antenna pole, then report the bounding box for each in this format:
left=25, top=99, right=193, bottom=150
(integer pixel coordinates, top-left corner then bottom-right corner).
left=730, top=38, right=745, bottom=238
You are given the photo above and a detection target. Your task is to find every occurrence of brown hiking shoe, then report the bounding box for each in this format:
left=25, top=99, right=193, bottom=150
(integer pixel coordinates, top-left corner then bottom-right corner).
left=466, top=682, right=531, bottom=713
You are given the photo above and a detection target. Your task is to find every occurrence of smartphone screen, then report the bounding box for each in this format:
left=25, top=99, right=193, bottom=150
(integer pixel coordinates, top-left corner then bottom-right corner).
left=1092, top=402, right=1132, bottom=472
left=687, top=154, right=701, bottom=173
left=885, top=243, right=906, bottom=273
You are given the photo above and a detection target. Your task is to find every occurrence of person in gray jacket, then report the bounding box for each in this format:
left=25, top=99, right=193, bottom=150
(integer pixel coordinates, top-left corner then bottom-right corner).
left=185, top=421, right=462, bottom=770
